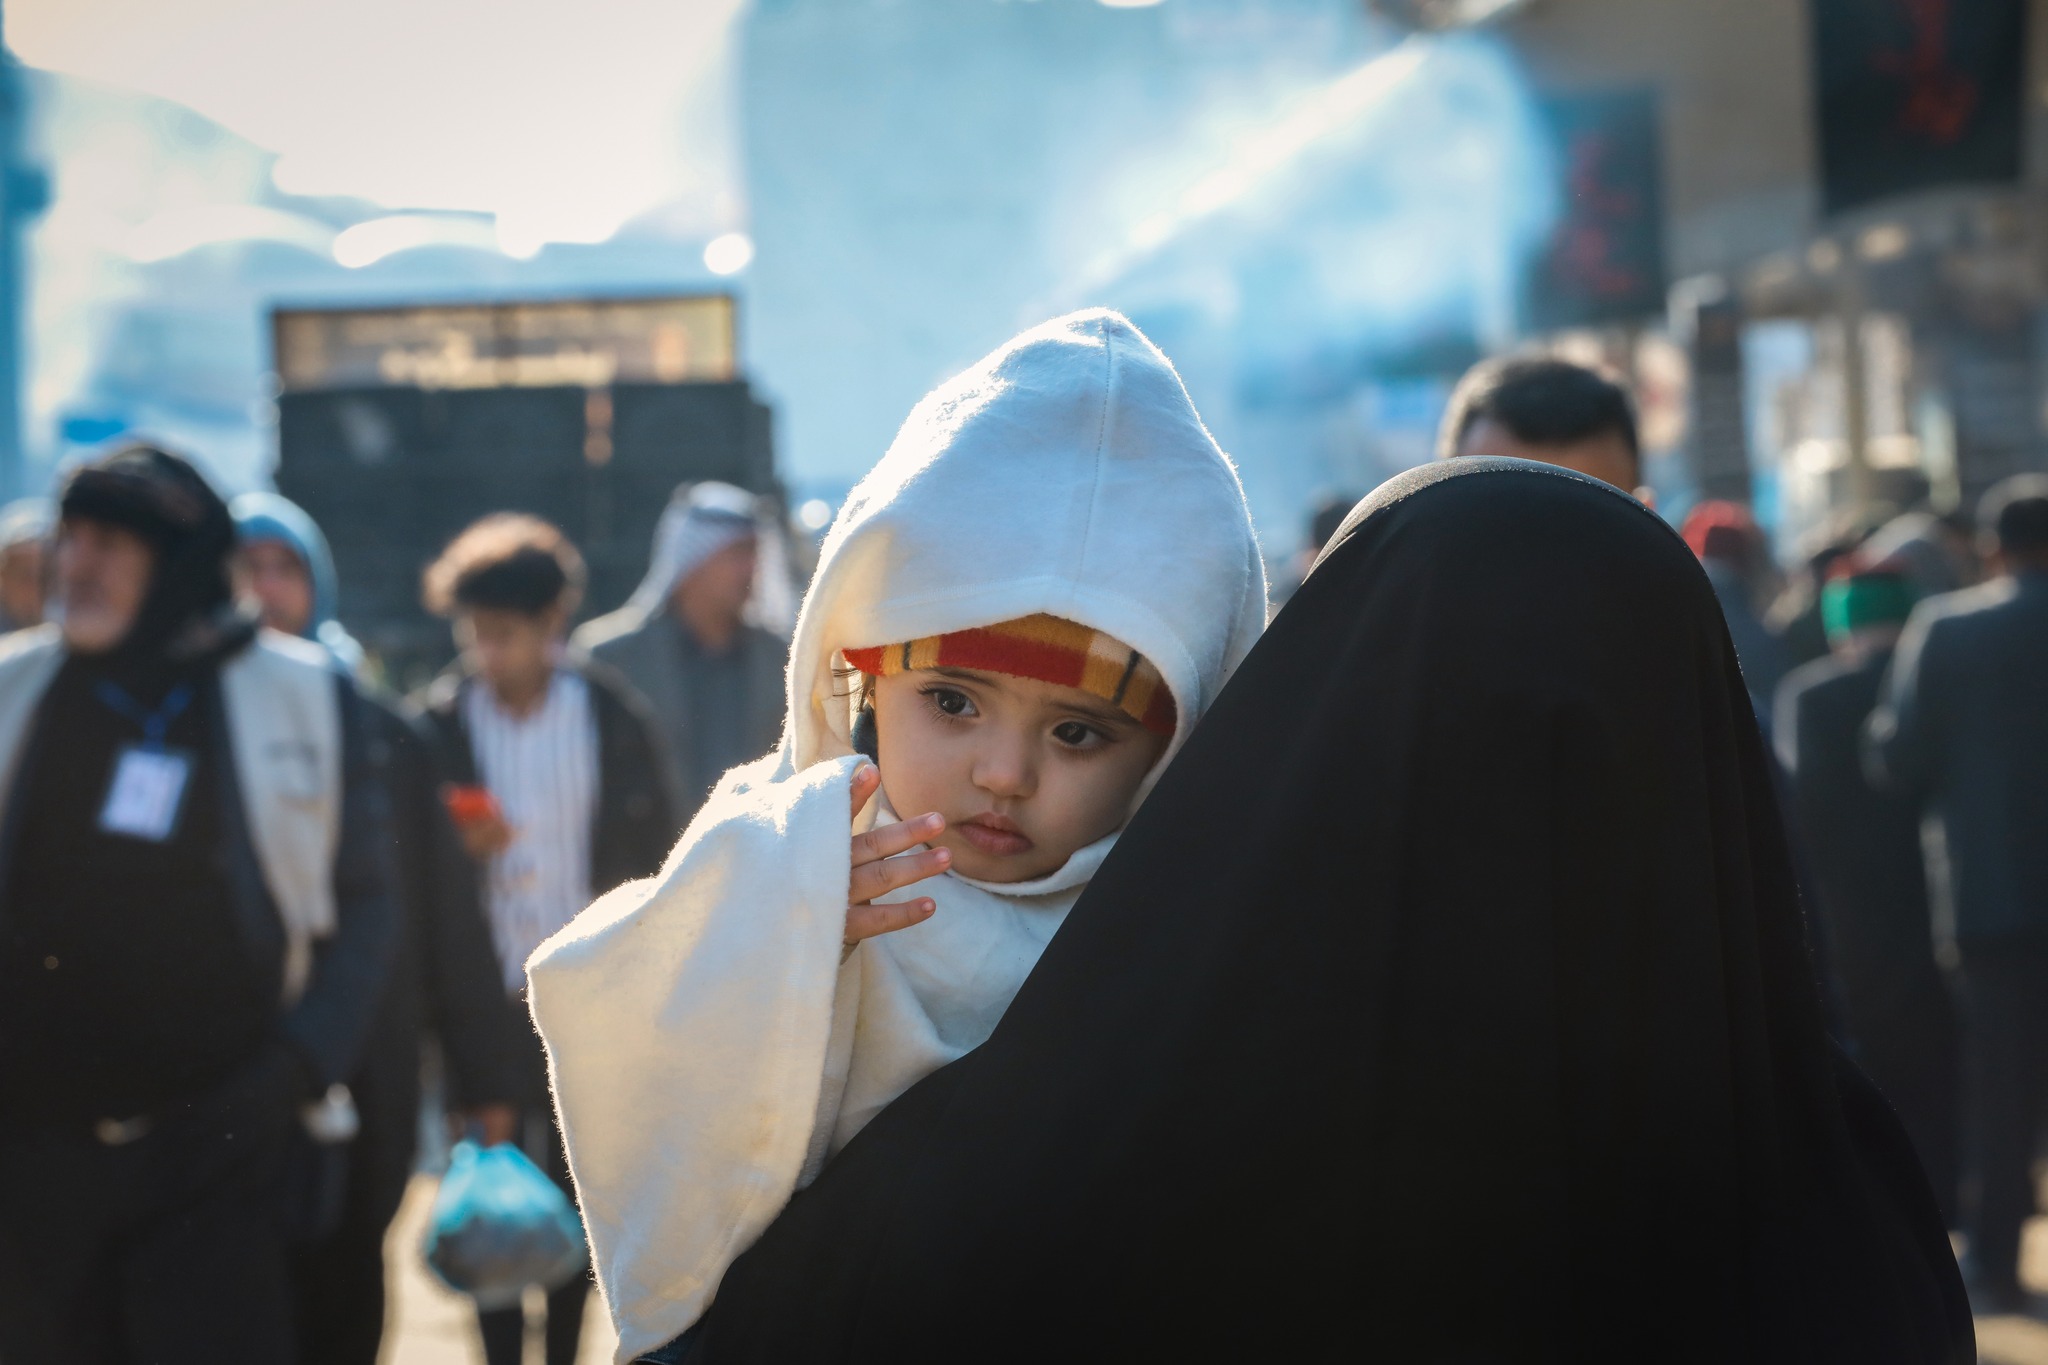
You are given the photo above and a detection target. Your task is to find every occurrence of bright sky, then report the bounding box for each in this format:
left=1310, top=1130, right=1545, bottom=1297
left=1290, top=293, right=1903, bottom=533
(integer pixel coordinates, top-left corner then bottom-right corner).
left=11, top=0, right=746, bottom=252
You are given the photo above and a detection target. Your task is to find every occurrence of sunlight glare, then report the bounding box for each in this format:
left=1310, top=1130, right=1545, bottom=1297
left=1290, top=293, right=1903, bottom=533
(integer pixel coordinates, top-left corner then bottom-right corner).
left=703, top=232, right=754, bottom=276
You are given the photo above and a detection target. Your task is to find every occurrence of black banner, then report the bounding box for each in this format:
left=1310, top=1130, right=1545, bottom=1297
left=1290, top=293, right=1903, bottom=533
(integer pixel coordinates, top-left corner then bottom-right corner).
left=1812, top=0, right=2026, bottom=216
left=1524, top=90, right=1668, bottom=333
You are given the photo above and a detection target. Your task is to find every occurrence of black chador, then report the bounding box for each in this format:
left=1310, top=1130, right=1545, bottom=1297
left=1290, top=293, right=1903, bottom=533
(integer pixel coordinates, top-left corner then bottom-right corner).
left=686, top=458, right=1971, bottom=1364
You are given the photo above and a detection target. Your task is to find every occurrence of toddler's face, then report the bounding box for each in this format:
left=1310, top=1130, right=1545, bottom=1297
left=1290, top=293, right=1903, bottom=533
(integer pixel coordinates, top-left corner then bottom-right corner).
left=870, top=666, right=1169, bottom=883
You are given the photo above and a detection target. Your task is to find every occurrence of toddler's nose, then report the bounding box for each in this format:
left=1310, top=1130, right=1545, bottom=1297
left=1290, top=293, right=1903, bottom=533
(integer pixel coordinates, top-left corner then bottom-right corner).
left=970, top=739, right=1036, bottom=801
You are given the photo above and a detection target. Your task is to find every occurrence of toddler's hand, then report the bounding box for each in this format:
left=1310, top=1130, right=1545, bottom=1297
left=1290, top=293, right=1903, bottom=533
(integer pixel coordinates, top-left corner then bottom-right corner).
left=844, top=762, right=947, bottom=946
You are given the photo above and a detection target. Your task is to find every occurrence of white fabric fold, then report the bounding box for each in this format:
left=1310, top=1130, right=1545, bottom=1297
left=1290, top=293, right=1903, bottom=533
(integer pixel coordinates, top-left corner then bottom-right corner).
left=528, top=752, right=858, bottom=1353
left=529, top=750, right=1094, bottom=1360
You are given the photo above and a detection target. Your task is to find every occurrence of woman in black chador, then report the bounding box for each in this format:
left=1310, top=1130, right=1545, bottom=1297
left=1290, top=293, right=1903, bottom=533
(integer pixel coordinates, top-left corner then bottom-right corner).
left=684, top=459, right=1972, bottom=1363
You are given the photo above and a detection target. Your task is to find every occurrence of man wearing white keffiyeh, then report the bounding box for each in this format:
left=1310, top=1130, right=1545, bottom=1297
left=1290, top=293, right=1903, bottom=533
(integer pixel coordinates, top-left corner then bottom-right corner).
left=572, top=483, right=790, bottom=822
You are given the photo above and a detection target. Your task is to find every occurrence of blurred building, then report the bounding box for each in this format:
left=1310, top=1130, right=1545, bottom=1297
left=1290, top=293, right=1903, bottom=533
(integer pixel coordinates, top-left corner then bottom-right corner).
left=744, top=0, right=2048, bottom=549
left=0, top=30, right=47, bottom=500
left=19, top=68, right=733, bottom=498
left=272, top=294, right=776, bottom=680
left=1479, top=0, right=2048, bottom=540
left=24, top=0, right=2044, bottom=557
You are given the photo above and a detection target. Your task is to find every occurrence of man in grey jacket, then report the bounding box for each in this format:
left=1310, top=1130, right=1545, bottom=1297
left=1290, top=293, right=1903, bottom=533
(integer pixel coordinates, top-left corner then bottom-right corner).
left=1867, top=473, right=2048, bottom=1310
left=573, top=482, right=786, bottom=823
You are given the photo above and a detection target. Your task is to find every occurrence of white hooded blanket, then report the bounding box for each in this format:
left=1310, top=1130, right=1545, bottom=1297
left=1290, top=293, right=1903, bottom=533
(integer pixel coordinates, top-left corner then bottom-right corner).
left=526, top=309, right=1268, bottom=1362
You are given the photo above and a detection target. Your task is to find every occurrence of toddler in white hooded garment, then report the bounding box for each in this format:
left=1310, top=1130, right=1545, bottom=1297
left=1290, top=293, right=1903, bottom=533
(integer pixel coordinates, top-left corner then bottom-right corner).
left=525, top=309, right=1268, bottom=1363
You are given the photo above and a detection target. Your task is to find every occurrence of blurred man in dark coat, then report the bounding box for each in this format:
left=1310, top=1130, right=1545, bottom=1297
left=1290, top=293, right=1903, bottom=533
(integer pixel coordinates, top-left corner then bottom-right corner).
left=1777, top=564, right=1953, bottom=1221
left=1768, top=521, right=1868, bottom=671
left=233, top=493, right=526, bottom=1365
left=1867, top=473, right=2048, bottom=1311
left=414, top=513, right=677, bottom=1365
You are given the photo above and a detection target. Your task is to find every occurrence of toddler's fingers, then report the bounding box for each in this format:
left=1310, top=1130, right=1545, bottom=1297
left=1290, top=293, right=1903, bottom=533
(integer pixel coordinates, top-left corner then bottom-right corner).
left=849, top=763, right=882, bottom=816
left=844, top=897, right=936, bottom=946
left=850, top=811, right=944, bottom=868
left=849, top=845, right=950, bottom=904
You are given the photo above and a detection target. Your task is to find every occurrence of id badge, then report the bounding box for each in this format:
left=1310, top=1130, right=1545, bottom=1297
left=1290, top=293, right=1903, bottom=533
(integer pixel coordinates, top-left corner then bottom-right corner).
left=98, top=744, right=194, bottom=843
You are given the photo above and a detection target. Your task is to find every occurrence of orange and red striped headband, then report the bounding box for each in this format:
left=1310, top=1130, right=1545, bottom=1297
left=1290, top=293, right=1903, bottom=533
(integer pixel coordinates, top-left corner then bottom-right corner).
left=843, top=613, right=1176, bottom=736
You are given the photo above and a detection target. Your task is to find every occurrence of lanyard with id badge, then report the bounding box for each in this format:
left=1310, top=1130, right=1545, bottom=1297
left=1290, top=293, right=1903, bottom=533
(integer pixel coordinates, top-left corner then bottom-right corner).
left=95, top=680, right=196, bottom=843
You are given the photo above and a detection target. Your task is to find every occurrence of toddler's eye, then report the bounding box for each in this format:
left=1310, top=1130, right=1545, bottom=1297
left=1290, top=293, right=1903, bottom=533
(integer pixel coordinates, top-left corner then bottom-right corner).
left=923, top=686, right=974, bottom=718
left=1052, top=720, right=1106, bottom=749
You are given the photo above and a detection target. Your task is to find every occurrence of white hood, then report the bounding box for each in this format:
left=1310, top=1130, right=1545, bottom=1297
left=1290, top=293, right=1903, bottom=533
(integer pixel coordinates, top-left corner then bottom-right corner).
left=788, top=307, right=1268, bottom=776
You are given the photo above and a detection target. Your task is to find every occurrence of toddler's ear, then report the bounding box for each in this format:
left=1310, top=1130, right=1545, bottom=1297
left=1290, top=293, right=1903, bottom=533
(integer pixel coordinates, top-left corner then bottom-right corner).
left=851, top=704, right=879, bottom=762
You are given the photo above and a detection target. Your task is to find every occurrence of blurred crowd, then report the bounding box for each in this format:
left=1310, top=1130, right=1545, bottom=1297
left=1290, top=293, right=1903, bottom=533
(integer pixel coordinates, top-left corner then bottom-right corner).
left=0, top=454, right=784, bottom=1365
left=1287, top=356, right=2048, bottom=1320
left=0, top=348, right=2044, bottom=1363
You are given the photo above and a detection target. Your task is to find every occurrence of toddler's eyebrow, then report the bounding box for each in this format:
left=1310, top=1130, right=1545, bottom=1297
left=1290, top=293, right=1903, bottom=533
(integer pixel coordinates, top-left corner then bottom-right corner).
left=927, top=667, right=1139, bottom=731
left=1058, top=695, right=1136, bottom=727
left=1046, top=692, right=1144, bottom=733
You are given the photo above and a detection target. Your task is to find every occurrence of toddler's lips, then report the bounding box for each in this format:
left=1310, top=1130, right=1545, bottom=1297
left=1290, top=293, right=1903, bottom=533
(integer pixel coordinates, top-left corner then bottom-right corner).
left=958, top=815, right=1033, bottom=856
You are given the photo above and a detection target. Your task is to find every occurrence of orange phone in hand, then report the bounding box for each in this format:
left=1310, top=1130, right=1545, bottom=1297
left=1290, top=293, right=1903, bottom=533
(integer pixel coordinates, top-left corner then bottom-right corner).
left=442, top=783, right=502, bottom=827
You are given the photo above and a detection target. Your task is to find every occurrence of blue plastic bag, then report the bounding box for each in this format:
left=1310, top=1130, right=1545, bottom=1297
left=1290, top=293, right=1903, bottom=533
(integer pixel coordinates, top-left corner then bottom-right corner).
left=422, top=1141, right=588, bottom=1310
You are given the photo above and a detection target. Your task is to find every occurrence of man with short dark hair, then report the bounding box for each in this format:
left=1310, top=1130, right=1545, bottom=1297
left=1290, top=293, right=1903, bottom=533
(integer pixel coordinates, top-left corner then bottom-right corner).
left=415, top=513, right=675, bottom=1365
left=1439, top=355, right=1647, bottom=501
left=0, top=445, right=398, bottom=1363
left=1867, top=472, right=2048, bottom=1310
